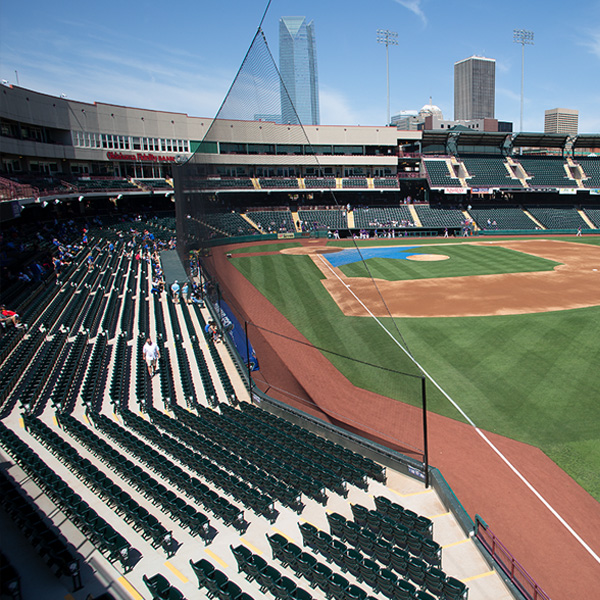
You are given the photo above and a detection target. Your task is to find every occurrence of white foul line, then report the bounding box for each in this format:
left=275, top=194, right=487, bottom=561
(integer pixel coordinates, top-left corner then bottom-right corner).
left=318, top=253, right=600, bottom=565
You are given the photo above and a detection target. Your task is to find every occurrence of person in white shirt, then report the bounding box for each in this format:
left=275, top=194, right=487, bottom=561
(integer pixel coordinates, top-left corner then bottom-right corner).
left=142, top=338, right=160, bottom=376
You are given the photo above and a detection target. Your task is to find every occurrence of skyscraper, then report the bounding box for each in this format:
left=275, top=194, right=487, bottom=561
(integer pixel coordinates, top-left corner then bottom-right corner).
left=544, top=108, right=578, bottom=134
left=279, top=16, right=320, bottom=126
left=454, top=56, right=495, bottom=120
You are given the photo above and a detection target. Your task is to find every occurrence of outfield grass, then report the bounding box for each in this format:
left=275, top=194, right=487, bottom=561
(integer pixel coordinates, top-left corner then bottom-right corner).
left=231, top=237, right=600, bottom=500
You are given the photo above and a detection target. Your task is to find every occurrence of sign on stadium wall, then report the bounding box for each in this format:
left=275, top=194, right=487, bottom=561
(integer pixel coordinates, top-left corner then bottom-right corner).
left=443, top=187, right=467, bottom=194
left=106, top=151, right=176, bottom=163
left=558, top=188, right=578, bottom=195
left=471, top=188, right=493, bottom=194
left=277, top=233, right=295, bottom=239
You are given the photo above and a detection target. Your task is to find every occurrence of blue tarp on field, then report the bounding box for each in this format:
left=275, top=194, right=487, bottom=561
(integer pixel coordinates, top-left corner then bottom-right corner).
left=324, top=246, right=420, bottom=267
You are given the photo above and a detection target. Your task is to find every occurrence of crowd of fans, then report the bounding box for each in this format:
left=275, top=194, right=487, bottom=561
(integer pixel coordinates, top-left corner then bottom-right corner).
left=0, top=210, right=177, bottom=334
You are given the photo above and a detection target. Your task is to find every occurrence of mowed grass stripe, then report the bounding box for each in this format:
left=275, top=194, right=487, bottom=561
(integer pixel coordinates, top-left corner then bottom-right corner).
left=339, top=245, right=560, bottom=281
left=397, top=307, right=600, bottom=498
left=233, top=254, right=422, bottom=384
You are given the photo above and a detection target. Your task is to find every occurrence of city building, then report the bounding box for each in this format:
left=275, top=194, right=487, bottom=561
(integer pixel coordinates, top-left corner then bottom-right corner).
left=390, top=110, right=420, bottom=130
left=544, top=108, right=578, bottom=134
left=393, top=100, right=511, bottom=133
left=454, top=56, right=495, bottom=120
left=279, top=16, right=320, bottom=126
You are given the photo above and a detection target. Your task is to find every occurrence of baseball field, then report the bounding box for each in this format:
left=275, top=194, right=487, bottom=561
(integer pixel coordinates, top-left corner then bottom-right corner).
left=228, top=235, right=600, bottom=501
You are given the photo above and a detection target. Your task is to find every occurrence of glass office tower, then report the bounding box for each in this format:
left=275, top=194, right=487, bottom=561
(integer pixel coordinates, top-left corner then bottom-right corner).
left=454, top=56, right=495, bottom=120
left=279, top=16, right=320, bottom=126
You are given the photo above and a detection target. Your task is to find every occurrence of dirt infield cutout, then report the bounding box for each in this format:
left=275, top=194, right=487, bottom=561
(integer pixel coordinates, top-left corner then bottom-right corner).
left=286, top=239, right=600, bottom=317
left=406, top=254, right=449, bottom=261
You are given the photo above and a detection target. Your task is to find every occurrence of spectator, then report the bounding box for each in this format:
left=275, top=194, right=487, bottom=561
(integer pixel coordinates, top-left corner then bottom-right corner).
left=204, top=320, right=221, bottom=343
left=190, top=290, right=204, bottom=307
left=1, top=305, right=23, bottom=329
left=171, top=280, right=180, bottom=304
left=142, top=338, right=160, bottom=376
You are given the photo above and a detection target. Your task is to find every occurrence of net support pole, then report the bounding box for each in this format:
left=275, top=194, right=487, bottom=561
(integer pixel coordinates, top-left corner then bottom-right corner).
left=422, top=376, right=430, bottom=488
left=245, top=320, right=253, bottom=396
left=216, top=282, right=222, bottom=336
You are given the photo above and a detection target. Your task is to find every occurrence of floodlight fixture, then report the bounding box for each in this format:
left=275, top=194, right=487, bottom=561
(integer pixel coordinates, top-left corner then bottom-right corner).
left=376, top=29, right=399, bottom=126
left=513, top=29, right=534, bottom=132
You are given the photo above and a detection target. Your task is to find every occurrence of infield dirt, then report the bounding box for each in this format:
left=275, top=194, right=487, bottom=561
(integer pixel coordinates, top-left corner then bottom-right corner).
left=284, top=239, right=600, bottom=317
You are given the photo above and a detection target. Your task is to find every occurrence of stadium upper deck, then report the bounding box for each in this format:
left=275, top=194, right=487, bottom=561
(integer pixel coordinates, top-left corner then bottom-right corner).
left=2, top=84, right=600, bottom=212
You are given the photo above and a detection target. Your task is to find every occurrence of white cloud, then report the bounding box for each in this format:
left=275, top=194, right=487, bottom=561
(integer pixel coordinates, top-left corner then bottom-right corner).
left=497, top=87, right=521, bottom=103
left=320, top=88, right=360, bottom=125
left=581, top=28, right=600, bottom=60
left=0, top=29, right=233, bottom=117
left=319, top=87, right=383, bottom=126
left=393, top=0, right=427, bottom=26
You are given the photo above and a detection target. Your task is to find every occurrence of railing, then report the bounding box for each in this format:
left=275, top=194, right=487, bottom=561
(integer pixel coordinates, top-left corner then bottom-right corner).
left=475, top=515, right=551, bottom=600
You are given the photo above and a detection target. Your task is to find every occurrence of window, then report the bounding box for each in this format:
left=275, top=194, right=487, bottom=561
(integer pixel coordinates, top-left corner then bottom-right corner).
left=311, top=145, right=332, bottom=155
left=248, top=143, right=274, bottom=154
left=220, top=142, right=247, bottom=154
left=132, top=137, right=141, bottom=150
left=0, top=119, right=19, bottom=139
left=277, top=144, right=303, bottom=155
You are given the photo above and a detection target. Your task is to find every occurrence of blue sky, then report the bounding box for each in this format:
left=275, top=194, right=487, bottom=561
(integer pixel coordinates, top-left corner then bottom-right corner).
left=2, top=0, right=600, bottom=132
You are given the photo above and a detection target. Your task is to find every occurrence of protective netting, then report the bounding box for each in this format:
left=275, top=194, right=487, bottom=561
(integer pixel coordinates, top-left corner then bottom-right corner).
left=174, top=3, right=426, bottom=465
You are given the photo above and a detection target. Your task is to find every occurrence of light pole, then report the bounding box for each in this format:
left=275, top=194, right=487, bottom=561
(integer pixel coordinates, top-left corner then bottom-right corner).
left=376, top=29, right=398, bottom=125
left=513, top=29, right=534, bottom=132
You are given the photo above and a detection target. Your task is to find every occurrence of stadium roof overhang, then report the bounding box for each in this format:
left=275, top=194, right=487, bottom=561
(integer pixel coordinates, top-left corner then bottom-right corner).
left=420, top=131, right=451, bottom=148
left=573, top=134, right=600, bottom=150
left=512, top=133, right=570, bottom=148
left=421, top=130, right=513, bottom=153
left=455, top=131, right=511, bottom=147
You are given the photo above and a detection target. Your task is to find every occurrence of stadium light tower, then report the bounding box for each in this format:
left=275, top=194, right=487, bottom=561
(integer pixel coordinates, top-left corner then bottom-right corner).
left=376, top=29, right=398, bottom=125
left=513, top=29, right=534, bottom=132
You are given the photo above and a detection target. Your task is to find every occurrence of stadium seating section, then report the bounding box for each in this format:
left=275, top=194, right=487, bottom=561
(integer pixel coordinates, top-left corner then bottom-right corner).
left=353, top=207, right=415, bottom=229
left=199, top=212, right=259, bottom=237
left=414, top=205, right=465, bottom=228
left=342, top=178, right=368, bottom=188
left=461, top=156, right=523, bottom=189
left=259, top=178, right=299, bottom=189
left=246, top=210, right=295, bottom=233
left=373, top=177, right=399, bottom=189
left=134, top=178, right=173, bottom=190
left=423, top=160, right=462, bottom=188
left=70, top=178, right=138, bottom=192
left=578, top=158, right=600, bottom=188
left=0, top=215, right=475, bottom=599
left=583, top=207, right=600, bottom=227
left=304, top=177, right=336, bottom=189
left=516, top=157, right=574, bottom=188
left=526, top=207, right=590, bottom=230
left=468, top=208, right=536, bottom=231
left=298, top=209, right=348, bottom=230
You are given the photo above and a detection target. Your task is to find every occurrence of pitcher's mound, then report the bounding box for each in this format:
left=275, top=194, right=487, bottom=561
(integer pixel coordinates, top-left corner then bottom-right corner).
left=406, top=254, right=449, bottom=261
